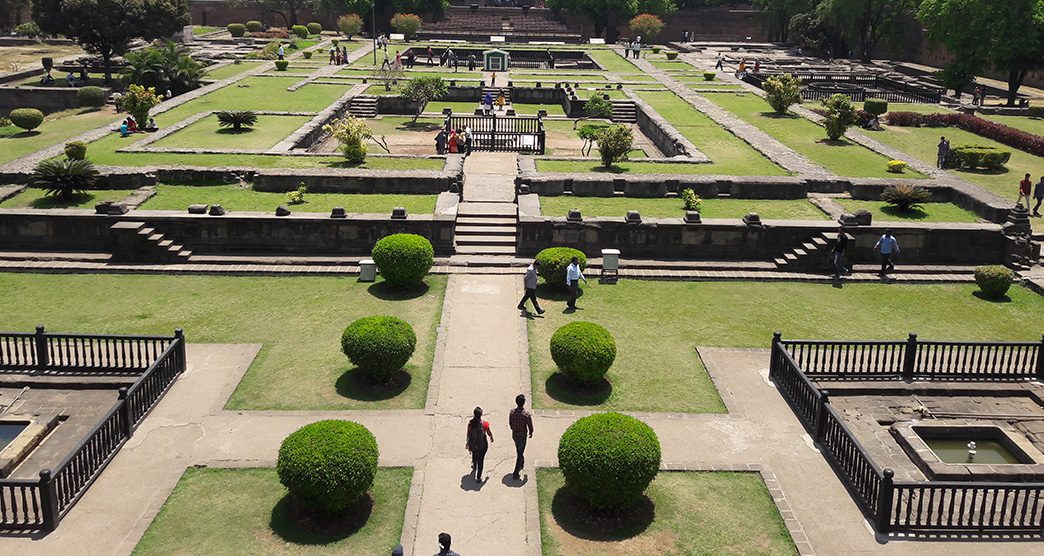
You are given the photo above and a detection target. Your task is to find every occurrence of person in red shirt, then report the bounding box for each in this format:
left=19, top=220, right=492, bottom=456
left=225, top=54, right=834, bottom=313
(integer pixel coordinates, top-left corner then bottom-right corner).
left=466, top=406, right=493, bottom=482
left=1017, top=174, right=1033, bottom=207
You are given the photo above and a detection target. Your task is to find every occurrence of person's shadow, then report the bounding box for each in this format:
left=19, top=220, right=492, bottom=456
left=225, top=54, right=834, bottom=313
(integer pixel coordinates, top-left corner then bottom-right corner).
left=501, top=473, right=528, bottom=488
left=460, top=473, right=487, bottom=492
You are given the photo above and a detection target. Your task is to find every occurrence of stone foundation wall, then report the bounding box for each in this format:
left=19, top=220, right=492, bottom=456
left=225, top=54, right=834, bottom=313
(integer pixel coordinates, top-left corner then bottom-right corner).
left=252, top=165, right=458, bottom=194
left=0, top=86, right=110, bottom=116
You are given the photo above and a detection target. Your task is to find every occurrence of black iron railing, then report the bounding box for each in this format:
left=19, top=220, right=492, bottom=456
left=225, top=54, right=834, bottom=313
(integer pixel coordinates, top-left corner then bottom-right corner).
left=0, top=328, right=186, bottom=530
left=445, top=113, right=545, bottom=154
left=770, top=332, right=1044, bottom=536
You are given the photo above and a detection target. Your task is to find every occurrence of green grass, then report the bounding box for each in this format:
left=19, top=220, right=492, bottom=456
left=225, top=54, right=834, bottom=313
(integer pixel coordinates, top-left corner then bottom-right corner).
left=0, top=274, right=447, bottom=410
left=874, top=124, right=1044, bottom=199
left=886, top=103, right=954, bottom=115
left=0, top=188, right=130, bottom=209
left=133, top=467, right=412, bottom=555
left=0, top=107, right=117, bottom=165
left=585, top=49, right=639, bottom=73
left=366, top=116, right=444, bottom=136
left=703, top=92, right=923, bottom=179
left=141, top=185, right=438, bottom=214
left=536, top=159, right=730, bottom=175
left=979, top=114, right=1044, bottom=137
left=425, top=101, right=482, bottom=115
left=538, top=196, right=828, bottom=220
left=205, top=62, right=264, bottom=81
left=538, top=469, right=796, bottom=556
left=835, top=200, right=981, bottom=223
left=151, top=114, right=311, bottom=150
left=636, top=91, right=787, bottom=176
left=575, top=88, right=629, bottom=99
left=528, top=280, right=1044, bottom=412
left=513, top=103, right=566, bottom=116
left=191, top=25, right=221, bottom=35
left=649, top=60, right=693, bottom=71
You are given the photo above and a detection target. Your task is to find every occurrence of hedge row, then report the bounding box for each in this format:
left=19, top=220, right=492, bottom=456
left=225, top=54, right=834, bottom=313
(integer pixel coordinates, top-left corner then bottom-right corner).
left=884, top=112, right=1044, bottom=157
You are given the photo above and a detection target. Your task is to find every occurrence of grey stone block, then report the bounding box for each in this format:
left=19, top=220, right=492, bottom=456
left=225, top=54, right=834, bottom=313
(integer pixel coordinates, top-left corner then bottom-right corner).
left=208, top=204, right=226, bottom=216
left=391, top=206, right=407, bottom=219
left=187, top=204, right=208, bottom=214
left=275, top=206, right=291, bottom=216
left=330, top=207, right=347, bottom=218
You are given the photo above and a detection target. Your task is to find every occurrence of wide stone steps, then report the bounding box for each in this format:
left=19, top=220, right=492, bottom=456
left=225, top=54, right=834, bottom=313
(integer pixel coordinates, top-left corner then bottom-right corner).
left=454, top=201, right=518, bottom=256
left=111, top=221, right=192, bottom=263
left=348, top=96, right=378, bottom=118
left=611, top=100, right=637, bottom=123
left=454, top=216, right=517, bottom=226
left=774, top=231, right=845, bottom=271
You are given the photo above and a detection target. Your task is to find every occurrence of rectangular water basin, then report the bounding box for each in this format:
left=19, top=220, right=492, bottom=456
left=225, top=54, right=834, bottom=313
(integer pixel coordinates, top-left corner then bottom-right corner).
left=0, top=423, right=28, bottom=450
left=923, top=438, right=1022, bottom=465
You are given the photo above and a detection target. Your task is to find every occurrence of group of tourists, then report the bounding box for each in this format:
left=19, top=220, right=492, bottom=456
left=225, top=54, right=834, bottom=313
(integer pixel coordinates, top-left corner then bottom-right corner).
left=829, top=227, right=901, bottom=280
left=1017, top=173, right=1044, bottom=217
left=117, top=115, right=157, bottom=137
left=481, top=90, right=507, bottom=115
left=328, top=45, right=351, bottom=65
left=435, top=126, right=472, bottom=155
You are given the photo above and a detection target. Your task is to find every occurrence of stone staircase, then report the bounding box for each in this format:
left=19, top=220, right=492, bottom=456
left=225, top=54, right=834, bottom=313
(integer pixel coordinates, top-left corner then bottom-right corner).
left=481, top=87, right=511, bottom=102
left=110, top=221, right=192, bottom=263
left=348, top=96, right=378, bottom=118
left=611, top=100, right=637, bottom=123
left=454, top=202, right=517, bottom=256
left=774, top=231, right=848, bottom=271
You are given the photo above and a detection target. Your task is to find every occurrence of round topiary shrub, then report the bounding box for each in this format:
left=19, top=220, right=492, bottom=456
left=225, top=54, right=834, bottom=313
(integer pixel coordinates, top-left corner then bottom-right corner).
left=371, top=233, right=434, bottom=288
left=974, top=265, right=1014, bottom=300
left=558, top=412, right=661, bottom=510
left=292, top=24, right=309, bottom=39
left=863, top=98, right=888, bottom=117
left=665, top=50, right=678, bottom=60
left=306, top=22, right=323, bottom=35
left=227, top=23, right=246, bottom=38
left=302, top=50, right=313, bottom=59
left=9, top=108, right=44, bottom=131
left=277, top=420, right=379, bottom=514
left=341, top=316, right=417, bottom=380
left=274, top=60, right=289, bottom=71
left=64, top=141, right=87, bottom=160
left=77, top=86, right=107, bottom=108
left=550, top=321, right=616, bottom=384
left=702, top=71, right=716, bottom=81
left=535, top=247, right=586, bottom=288
left=245, top=20, right=263, bottom=33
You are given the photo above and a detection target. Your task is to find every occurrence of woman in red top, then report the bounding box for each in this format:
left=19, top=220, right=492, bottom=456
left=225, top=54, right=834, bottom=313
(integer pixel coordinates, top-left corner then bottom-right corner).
left=466, top=406, right=494, bottom=482
left=448, top=129, right=459, bottom=154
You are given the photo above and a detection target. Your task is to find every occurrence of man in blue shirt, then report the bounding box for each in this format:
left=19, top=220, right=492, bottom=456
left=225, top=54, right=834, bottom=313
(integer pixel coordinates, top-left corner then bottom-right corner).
left=565, top=256, right=587, bottom=310
left=875, top=230, right=899, bottom=277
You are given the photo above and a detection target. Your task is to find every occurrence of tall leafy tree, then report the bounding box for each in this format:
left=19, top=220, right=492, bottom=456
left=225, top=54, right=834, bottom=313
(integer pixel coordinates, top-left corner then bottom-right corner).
left=547, top=0, right=676, bottom=39
left=1, top=0, right=30, bottom=31
left=919, top=0, right=1044, bottom=106
left=817, top=0, right=916, bottom=62
left=229, top=0, right=315, bottom=27
left=754, top=0, right=812, bottom=42
left=33, top=0, right=189, bottom=82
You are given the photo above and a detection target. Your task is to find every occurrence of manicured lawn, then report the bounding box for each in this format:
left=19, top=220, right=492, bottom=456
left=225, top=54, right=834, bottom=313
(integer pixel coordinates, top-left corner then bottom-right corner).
left=426, top=101, right=482, bottom=115
left=539, top=196, right=828, bottom=220
left=835, top=200, right=981, bottom=223
left=636, top=91, right=787, bottom=176
left=0, top=188, right=130, bottom=209
left=154, top=77, right=348, bottom=124
left=575, top=88, right=628, bottom=99
left=205, top=61, right=264, bottom=81
left=980, top=113, right=1044, bottom=137
left=514, top=103, right=566, bottom=116
left=886, top=103, right=954, bottom=115
left=0, top=107, right=118, bottom=165
left=133, top=467, right=412, bottom=555
left=0, top=274, right=447, bottom=410
left=874, top=124, right=1044, bottom=199
left=585, top=49, right=639, bottom=73
left=191, top=25, right=222, bottom=35
left=140, top=185, right=438, bottom=214
left=649, top=59, right=693, bottom=71
left=538, top=469, right=796, bottom=556
left=366, top=116, right=444, bottom=136
left=536, top=159, right=730, bottom=175
left=151, top=114, right=311, bottom=150
left=703, top=92, right=922, bottom=179
left=528, top=280, right=1044, bottom=412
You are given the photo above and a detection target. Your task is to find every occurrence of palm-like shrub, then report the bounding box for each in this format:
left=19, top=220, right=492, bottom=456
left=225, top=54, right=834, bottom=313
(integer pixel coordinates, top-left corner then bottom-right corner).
left=277, top=420, right=379, bottom=514
left=30, top=158, right=99, bottom=202
left=550, top=322, right=617, bottom=384
left=216, top=110, right=257, bottom=131
left=763, top=73, right=801, bottom=114
left=122, top=41, right=205, bottom=95
left=881, top=184, right=932, bottom=212
left=558, top=413, right=661, bottom=510
left=341, top=316, right=417, bottom=381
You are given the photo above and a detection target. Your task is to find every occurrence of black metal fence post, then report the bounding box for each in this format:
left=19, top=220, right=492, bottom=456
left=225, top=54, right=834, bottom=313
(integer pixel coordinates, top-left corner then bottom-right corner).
left=1037, top=333, right=1044, bottom=382
left=35, top=324, right=48, bottom=371
left=769, top=331, right=782, bottom=379
left=174, top=328, right=187, bottom=373
left=117, top=387, right=134, bottom=437
left=902, top=333, right=917, bottom=380
left=875, top=468, right=895, bottom=535
left=39, top=469, right=59, bottom=530
left=814, top=390, right=830, bottom=442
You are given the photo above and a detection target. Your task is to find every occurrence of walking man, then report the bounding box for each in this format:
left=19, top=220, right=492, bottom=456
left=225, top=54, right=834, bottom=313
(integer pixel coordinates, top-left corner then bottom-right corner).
left=518, top=260, right=543, bottom=314
left=277, top=43, right=285, bottom=60
left=832, top=226, right=848, bottom=280
left=464, top=125, right=473, bottom=156
left=875, top=229, right=900, bottom=277
left=715, top=53, right=724, bottom=70
left=426, top=46, right=434, bottom=66
left=937, top=136, right=950, bottom=169
left=465, top=406, right=493, bottom=483
left=1016, top=173, right=1033, bottom=207
left=508, top=394, right=534, bottom=480
left=436, top=532, right=460, bottom=556
left=565, top=256, right=587, bottom=310
left=1033, top=175, right=1043, bottom=217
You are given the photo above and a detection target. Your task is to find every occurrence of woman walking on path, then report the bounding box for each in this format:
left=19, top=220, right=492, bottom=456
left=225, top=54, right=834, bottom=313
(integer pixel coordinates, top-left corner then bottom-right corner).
left=466, top=407, right=493, bottom=482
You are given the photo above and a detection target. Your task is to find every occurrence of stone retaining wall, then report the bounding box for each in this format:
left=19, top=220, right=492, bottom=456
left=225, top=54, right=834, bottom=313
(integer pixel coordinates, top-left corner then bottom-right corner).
left=626, top=90, right=708, bottom=161
left=0, top=86, right=111, bottom=116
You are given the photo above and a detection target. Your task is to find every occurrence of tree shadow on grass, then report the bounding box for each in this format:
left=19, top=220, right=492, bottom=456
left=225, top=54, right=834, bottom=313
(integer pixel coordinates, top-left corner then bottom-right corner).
left=879, top=205, right=930, bottom=221
left=817, top=138, right=855, bottom=147
left=545, top=372, right=612, bottom=406
left=366, top=280, right=430, bottom=300
left=759, top=111, right=801, bottom=120
left=535, top=284, right=583, bottom=303
left=29, top=191, right=100, bottom=209
left=336, top=367, right=412, bottom=401
left=972, top=291, right=1012, bottom=303
left=5, top=130, right=42, bottom=139
left=216, top=127, right=256, bottom=135
left=398, top=121, right=443, bottom=132
left=957, top=166, right=1011, bottom=177
left=270, top=492, right=373, bottom=545
left=550, top=487, right=655, bottom=542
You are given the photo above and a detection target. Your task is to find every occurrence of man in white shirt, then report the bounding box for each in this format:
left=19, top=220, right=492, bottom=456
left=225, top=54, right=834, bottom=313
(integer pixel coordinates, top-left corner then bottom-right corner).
left=565, top=256, right=587, bottom=310
left=277, top=44, right=285, bottom=60
left=517, top=260, right=543, bottom=314
left=875, top=230, right=899, bottom=276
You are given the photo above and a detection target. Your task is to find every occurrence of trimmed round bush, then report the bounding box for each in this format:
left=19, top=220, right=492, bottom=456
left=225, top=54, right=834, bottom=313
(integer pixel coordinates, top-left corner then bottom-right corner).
left=371, top=233, right=434, bottom=288
left=306, top=22, right=323, bottom=35
left=277, top=420, right=379, bottom=514
left=227, top=23, right=246, bottom=37
left=292, top=24, right=309, bottom=39
left=558, top=412, right=661, bottom=510
left=77, top=86, right=107, bottom=108
left=651, top=46, right=661, bottom=54
left=340, top=316, right=417, bottom=380
left=302, top=50, right=313, bottom=59
left=274, top=60, right=289, bottom=71
left=702, top=71, right=716, bottom=81
left=665, top=50, right=678, bottom=60
left=974, top=265, right=1014, bottom=300
left=245, top=20, right=263, bottom=33
left=550, top=322, right=616, bottom=384
left=535, top=247, right=586, bottom=288
left=863, top=98, right=888, bottom=116
left=949, top=145, right=1011, bottom=170
left=64, top=141, right=87, bottom=160
left=887, top=159, right=907, bottom=174
left=9, top=108, right=44, bottom=131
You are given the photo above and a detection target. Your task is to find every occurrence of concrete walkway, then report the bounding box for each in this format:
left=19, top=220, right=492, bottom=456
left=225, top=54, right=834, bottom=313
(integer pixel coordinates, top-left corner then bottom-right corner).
left=462, top=151, right=518, bottom=203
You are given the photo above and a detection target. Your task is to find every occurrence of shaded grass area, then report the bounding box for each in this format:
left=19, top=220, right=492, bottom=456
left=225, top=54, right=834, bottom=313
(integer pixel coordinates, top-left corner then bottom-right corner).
left=835, top=200, right=981, bottom=223
left=151, top=114, right=312, bottom=150
left=703, top=92, right=922, bottom=179
left=538, top=196, right=828, bottom=220
left=0, top=188, right=130, bottom=209
left=536, top=159, right=730, bottom=175
left=636, top=91, right=787, bottom=176
left=205, top=61, right=265, bottom=81
left=367, top=116, right=444, bottom=135
left=0, top=274, right=448, bottom=410
left=133, top=467, right=411, bottom=555
left=538, top=469, right=797, bottom=556
left=886, top=103, right=955, bottom=115
left=979, top=114, right=1044, bottom=138
left=140, top=185, right=438, bottom=214
left=528, top=280, right=1044, bottom=412
left=514, top=103, right=567, bottom=116
left=0, top=107, right=117, bottom=165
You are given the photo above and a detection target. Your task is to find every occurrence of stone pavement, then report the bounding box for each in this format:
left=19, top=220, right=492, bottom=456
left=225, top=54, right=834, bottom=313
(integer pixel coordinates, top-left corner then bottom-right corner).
left=462, top=151, right=518, bottom=203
